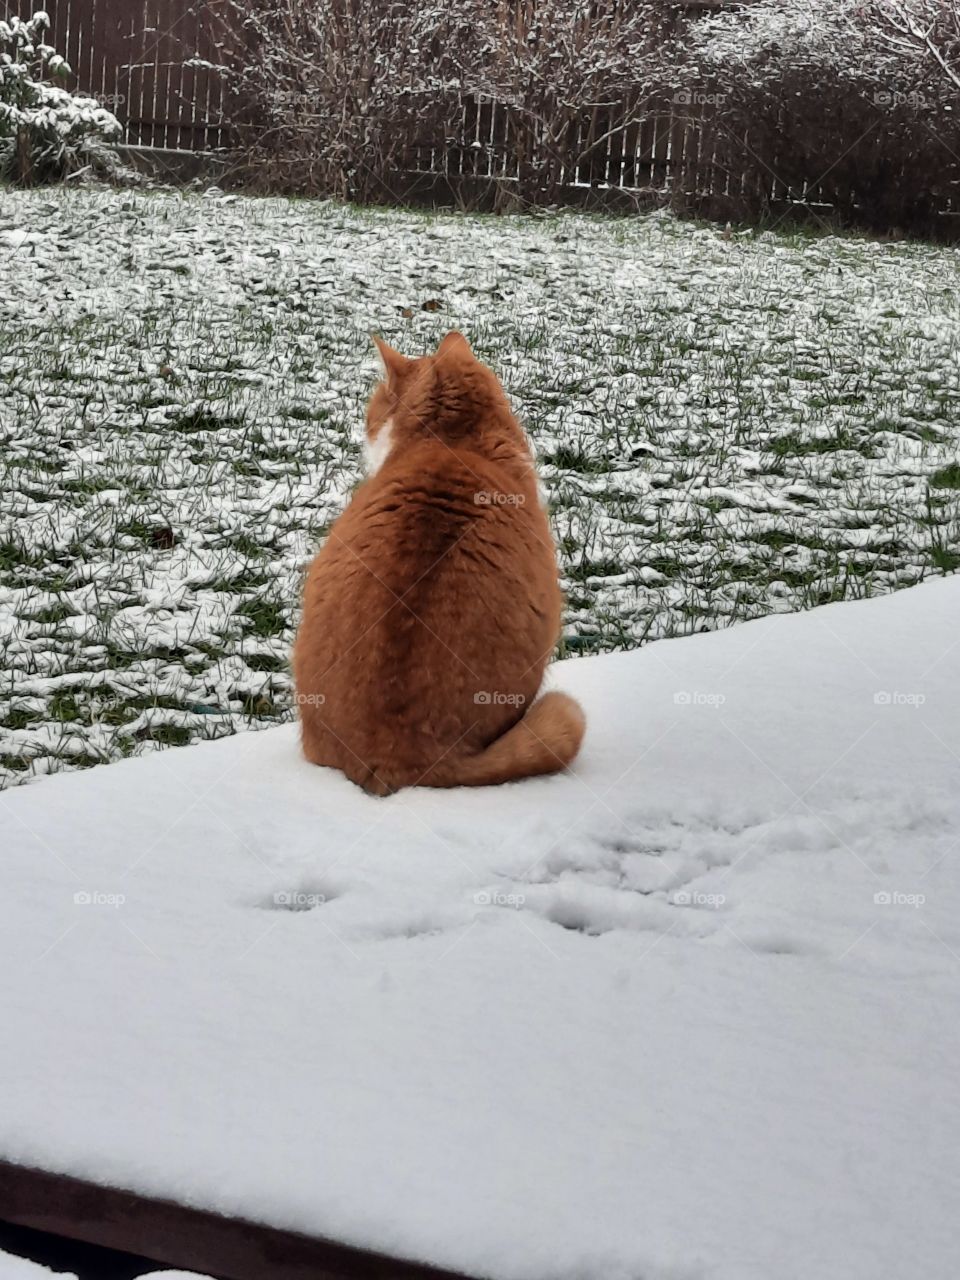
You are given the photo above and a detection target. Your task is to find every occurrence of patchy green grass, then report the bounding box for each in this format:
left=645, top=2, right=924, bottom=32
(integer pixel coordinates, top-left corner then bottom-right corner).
left=0, top=188, right=958, bottom=786
left=930, top=461, right=960, bottom=489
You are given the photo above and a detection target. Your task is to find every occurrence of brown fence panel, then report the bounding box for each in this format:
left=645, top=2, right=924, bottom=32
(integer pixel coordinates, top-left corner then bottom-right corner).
left=1, top=0, right=228, bottom=150
left=111, top=0, right=228, bottom=149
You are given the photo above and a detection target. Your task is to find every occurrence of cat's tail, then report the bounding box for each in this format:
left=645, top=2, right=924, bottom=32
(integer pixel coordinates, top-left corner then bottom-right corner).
left=425, top=691, right=586, bottom=789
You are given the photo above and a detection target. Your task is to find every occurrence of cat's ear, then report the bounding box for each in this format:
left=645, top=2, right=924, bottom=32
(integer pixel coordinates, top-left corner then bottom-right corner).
left=372, top=334, right=411, bottom=387
left=436, top=330, right=473, bottom=359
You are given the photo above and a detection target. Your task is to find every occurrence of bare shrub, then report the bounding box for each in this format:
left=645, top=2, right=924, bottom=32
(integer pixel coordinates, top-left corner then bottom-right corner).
left=659, top=0, right=960, bottom=233
left=217, top=0, right=470, bottom=201
left=217, top=0, right=681, bottom=206
left=873, top=0, right=960, bottom=94
left=451, top=0, right=680, bottom=207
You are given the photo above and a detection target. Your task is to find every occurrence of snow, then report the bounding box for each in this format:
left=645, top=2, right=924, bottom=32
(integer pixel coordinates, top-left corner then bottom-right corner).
left=0, top=1252, right=67, bottom=1279
left=0, top=1252, right=210, bottom=1280
left=2, top=576, right=959, bottom=1279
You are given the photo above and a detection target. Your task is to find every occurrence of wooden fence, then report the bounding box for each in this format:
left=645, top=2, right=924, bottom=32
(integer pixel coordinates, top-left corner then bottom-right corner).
left=409, top=95, right=700, bottom=203
left=2, top=0, right=712, bottom=191
left=2, top=0, right=230, bottom=150
left=4, top=0, right=958, bottom=226
left=0, top=0, right=820, bottom=202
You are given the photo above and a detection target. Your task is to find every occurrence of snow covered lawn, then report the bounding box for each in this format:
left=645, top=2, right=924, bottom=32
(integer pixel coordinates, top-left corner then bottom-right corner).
left=1, top=187, right=960, bottom=787
left=2, top=578, right=959, bottom=1280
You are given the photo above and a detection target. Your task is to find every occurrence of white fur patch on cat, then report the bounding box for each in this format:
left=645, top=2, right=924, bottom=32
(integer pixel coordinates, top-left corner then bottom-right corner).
left=364, top=419, right=394, bottom=475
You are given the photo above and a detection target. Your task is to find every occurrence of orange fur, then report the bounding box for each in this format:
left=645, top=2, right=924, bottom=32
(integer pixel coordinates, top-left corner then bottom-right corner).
left=292, top=331, right=585, bottom=795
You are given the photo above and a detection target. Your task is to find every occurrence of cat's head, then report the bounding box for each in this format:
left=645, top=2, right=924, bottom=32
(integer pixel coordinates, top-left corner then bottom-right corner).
left=365, top=331, right=525, bottom=475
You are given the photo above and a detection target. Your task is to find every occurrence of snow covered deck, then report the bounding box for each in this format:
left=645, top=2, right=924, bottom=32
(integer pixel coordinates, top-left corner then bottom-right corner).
left=2, top=579, right=959, bottom=1279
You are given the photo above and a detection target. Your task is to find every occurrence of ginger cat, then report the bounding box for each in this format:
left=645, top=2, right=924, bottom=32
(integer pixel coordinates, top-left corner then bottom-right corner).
left=292, top=331, right=585, bottom=795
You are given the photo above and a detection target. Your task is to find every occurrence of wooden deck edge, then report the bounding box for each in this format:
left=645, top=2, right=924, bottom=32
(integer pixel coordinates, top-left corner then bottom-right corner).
left=0, top=1161, right=476, bottom=1280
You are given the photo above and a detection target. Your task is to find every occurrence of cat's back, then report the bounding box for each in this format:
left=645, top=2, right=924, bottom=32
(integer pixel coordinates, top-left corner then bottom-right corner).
left=333, top=438, right=552, bottom=594
left=297, top=437, right=559, bottom=704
